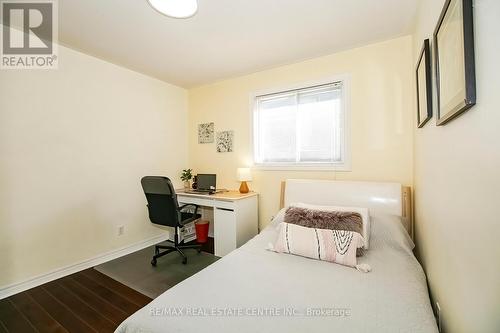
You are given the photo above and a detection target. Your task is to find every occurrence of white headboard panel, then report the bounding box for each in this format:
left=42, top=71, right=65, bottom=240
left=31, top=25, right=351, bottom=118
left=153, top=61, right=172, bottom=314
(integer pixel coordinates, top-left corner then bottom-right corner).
left=282, top=179, right=403, bottom=217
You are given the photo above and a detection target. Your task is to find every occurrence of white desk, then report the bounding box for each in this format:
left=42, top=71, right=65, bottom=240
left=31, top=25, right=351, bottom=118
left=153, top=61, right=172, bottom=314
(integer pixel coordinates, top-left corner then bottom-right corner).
left=176, top=190, right=258, bottom=257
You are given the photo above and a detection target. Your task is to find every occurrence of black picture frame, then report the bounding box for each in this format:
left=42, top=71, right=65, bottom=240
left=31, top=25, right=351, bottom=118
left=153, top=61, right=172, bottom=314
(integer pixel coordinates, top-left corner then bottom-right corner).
left=416, top=39, right=432, bottom=128
left=434, top=0, right=476, bottom=126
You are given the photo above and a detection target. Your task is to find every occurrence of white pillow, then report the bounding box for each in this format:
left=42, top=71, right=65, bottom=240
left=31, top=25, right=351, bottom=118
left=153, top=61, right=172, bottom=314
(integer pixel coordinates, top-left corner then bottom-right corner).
left=371, top=214, right=415, bottom=252
left=269, top=208, right=287, bottom=229
left=290, top=202, right=371, bottom=249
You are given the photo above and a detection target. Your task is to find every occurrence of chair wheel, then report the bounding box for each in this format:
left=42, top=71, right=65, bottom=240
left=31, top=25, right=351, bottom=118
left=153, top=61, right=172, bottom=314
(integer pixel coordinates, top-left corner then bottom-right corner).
left=151, top=259, right=157, bottom=266
left=197, top=247, right=202, bottom=253
left=182, top=257, right=187, bottom=265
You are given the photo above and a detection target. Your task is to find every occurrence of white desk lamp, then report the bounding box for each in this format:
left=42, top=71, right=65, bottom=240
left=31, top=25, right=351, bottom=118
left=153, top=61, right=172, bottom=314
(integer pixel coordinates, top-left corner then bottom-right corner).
left=237, top=168, right=252, bottom=194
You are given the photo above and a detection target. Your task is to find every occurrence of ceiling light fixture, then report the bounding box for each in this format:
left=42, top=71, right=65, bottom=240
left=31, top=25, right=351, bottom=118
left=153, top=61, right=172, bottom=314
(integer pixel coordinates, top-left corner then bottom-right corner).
left=147, top=0, right=198, bottom=19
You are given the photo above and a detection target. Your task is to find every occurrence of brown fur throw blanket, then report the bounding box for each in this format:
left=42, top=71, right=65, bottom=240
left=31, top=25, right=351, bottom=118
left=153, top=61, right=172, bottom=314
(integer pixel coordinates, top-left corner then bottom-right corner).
left=284, top=206, right=363, bottom=235
left=284, top=206, right=365, bottom=256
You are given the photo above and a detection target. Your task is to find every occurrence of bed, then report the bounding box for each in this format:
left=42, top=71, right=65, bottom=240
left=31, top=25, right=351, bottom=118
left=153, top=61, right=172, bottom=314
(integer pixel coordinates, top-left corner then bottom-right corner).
left=116, top=179, right=438, bottom=333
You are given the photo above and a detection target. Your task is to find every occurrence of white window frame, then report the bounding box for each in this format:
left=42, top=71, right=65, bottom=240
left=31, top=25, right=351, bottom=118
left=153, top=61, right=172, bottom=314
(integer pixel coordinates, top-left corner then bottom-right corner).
left=249, top=75, right=351, bottom=171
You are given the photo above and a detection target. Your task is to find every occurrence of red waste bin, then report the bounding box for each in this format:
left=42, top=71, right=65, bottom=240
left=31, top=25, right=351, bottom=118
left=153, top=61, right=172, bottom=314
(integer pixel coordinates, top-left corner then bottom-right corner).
left=195, top=220, right=209, bottom=243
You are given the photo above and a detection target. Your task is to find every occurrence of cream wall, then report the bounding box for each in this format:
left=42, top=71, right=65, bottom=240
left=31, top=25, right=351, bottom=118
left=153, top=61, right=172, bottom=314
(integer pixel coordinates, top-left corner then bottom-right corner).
left=0, top=45, right=188, bottom=287
left=188, top=36, right=414, bottom=228
left=412, top=0, right=500, bottom=332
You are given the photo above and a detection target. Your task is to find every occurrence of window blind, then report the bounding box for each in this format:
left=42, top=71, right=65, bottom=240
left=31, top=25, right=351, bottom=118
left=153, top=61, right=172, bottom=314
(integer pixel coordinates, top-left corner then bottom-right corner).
left=253, top=82, right=345, bottom=165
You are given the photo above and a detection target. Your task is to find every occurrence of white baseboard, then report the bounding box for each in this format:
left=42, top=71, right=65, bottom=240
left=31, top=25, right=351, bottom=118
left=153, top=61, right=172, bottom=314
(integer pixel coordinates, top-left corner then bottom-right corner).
left=0, top=233, right=169, bottom=300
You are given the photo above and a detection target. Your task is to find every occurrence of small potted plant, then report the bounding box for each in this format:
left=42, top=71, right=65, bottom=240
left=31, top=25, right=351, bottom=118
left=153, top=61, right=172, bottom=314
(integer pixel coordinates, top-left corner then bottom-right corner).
left=181, top=169, right=193, bottom=189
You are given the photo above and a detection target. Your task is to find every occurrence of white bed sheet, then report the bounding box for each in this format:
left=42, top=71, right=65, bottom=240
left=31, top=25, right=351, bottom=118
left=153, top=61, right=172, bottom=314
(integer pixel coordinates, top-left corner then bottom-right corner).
left=116, top=215, right=438, bottom=333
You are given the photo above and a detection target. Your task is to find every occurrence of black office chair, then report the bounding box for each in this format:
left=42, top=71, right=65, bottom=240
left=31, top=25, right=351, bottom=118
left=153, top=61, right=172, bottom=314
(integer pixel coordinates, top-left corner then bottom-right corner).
left=141, top=176, right=202, bottom=266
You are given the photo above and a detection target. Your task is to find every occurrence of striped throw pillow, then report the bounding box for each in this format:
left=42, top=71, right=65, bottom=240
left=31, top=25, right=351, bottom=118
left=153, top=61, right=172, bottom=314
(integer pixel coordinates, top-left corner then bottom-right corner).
left=272, top=222, right=365, bottom=268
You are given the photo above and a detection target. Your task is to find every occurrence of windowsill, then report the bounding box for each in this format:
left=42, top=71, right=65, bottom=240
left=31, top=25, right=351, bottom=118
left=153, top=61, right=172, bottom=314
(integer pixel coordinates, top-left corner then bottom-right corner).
left=252, top=163, right=351, bottom=172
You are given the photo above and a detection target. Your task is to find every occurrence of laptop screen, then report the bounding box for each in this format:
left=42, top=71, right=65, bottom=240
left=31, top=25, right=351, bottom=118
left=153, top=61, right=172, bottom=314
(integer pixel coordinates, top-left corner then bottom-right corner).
left=197, top=174, right=216, bottom=191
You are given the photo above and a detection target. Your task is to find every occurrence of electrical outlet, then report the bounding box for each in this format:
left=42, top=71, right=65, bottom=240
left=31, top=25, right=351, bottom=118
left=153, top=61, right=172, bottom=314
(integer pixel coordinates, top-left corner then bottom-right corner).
left=436, top=302, right=442, bottom=332
left=117, top=225, right=125, bottom=236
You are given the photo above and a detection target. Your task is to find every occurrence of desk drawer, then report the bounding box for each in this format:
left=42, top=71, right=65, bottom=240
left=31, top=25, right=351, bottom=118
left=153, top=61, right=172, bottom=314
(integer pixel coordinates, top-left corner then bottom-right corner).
left=177, top=196, right=214, bottom=208
left=213, top=200, right=236, bottom=210
left=177, top=195, right=236, bottom=210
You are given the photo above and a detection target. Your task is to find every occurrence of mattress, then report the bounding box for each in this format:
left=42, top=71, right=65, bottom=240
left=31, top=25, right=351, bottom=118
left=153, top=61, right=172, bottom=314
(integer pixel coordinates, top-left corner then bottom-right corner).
left=115, top=214, right=438, bottom=333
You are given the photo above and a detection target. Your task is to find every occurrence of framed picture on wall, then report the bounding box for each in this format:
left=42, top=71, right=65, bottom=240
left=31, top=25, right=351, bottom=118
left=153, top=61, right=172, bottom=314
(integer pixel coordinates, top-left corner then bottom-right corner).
left=216, top=130, right=234, bottom=153
left=434, top=0, right=476, bottom=126
left=198, top=122, right=214, bottom=143
left=416, top=39, right=432, bottom=128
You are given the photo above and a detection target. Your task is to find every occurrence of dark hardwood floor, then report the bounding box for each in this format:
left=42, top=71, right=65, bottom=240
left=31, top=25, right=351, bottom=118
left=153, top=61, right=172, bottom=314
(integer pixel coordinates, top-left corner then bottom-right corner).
left=0, top=269, right=152, bottom=333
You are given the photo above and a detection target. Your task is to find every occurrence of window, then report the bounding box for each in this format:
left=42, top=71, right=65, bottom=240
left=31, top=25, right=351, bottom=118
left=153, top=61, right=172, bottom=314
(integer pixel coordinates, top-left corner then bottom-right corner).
left=252, top=80, right=349, bottom=169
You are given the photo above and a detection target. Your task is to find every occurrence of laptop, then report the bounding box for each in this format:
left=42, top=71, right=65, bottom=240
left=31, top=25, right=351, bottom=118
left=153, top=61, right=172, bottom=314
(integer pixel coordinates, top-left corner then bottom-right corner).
left=186, top=174, right=220, bottom=194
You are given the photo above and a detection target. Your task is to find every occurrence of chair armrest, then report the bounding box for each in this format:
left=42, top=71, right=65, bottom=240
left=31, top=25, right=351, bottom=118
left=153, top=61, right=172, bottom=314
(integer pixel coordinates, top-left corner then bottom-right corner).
left=179, top=203, right=199, bottom=214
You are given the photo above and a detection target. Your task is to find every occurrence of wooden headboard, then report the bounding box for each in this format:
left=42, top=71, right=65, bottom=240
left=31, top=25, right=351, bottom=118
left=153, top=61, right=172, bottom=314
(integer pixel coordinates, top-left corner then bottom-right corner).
left=279, top=180, right=414, bottom=240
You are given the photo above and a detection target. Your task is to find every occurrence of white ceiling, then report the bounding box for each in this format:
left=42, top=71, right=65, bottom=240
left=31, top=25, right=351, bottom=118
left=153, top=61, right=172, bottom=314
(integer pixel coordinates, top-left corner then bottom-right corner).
left=59, top=0, right=418, bottom=88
